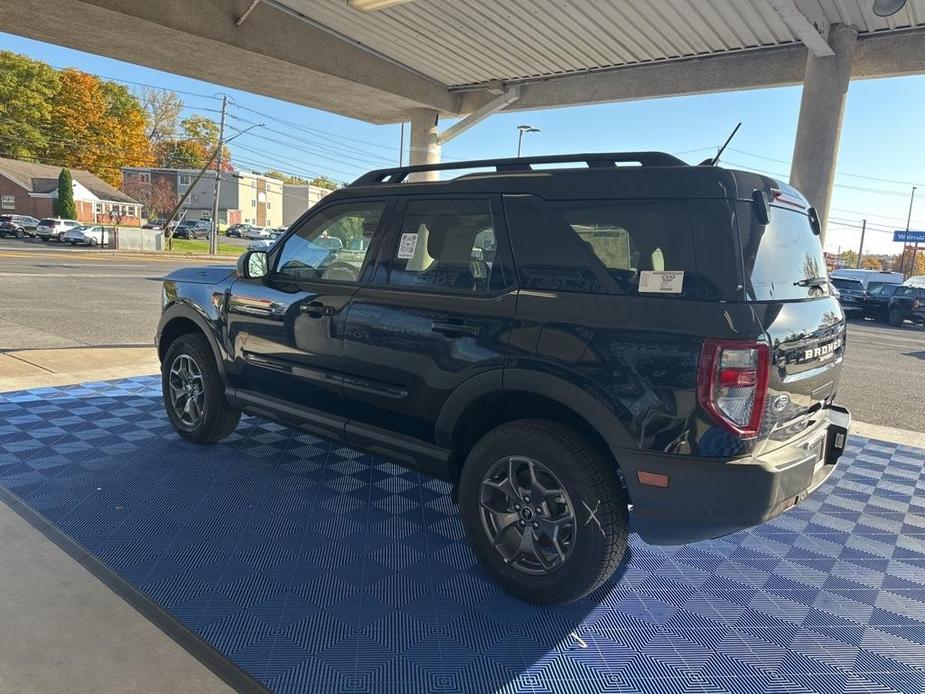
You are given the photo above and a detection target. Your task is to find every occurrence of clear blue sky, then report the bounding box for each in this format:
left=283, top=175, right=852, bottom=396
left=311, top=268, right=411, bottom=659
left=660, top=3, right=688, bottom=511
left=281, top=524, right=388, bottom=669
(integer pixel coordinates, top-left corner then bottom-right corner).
left=4, top=30, right=925, bottom=255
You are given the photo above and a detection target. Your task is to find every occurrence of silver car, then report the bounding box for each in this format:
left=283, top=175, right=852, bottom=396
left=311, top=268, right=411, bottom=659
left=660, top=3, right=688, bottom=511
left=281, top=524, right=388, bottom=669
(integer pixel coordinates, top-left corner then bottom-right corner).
left=36, top=218, right=81, bottom=242
left=63, top=225, right=109, bottom=247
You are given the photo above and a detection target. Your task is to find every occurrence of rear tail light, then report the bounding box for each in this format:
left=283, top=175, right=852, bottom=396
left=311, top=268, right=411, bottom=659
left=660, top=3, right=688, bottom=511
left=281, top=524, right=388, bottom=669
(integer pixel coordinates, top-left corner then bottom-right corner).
left=697, top=339, right=770, bottom=438
left=913, top=300, right=923, bottom=309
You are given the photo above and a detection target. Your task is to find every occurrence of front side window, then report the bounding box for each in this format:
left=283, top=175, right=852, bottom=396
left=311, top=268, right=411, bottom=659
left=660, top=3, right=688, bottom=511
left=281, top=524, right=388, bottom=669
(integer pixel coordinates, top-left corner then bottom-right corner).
left=387, top=198, right=503, bottom=293
left=274, top=201, right=385, bottom=283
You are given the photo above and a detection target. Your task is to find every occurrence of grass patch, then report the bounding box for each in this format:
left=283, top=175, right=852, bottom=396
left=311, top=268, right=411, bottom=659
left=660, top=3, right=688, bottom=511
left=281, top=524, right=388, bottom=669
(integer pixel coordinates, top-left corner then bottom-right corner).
left=167, top=239, right=245, bottom=256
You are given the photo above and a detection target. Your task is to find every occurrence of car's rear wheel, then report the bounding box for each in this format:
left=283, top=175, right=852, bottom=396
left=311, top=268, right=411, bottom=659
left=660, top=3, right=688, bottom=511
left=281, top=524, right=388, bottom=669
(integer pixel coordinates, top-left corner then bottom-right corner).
left=459, top=419, right=629, bottom=604
left=15, top=228, right=24, bottom=239
left=162, top=333, right=240, bottom=443
left=889, top=308, right=904, bottom=327
left=89, top=238, right=98, bottom=247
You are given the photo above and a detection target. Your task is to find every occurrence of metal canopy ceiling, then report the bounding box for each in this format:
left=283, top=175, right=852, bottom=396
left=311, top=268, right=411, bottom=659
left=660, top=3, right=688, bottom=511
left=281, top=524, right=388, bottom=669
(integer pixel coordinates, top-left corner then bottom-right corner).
left=278, top=0, right=925, bottom=88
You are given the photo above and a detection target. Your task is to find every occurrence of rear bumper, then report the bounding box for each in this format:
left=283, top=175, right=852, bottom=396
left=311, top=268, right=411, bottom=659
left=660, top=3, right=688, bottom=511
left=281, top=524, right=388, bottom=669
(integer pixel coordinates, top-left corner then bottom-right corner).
left=620, top=405, right=851, bottom=545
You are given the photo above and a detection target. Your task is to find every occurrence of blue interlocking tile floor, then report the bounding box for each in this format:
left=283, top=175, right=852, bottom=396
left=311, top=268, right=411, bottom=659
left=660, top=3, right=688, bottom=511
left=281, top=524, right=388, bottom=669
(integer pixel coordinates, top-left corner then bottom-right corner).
left=1, top=376, right=924, bottom=694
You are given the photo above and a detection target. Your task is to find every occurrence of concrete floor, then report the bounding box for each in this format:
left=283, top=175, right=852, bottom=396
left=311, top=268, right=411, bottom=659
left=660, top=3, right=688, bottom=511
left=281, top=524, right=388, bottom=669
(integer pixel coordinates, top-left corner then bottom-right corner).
left=0, top=500, right=231, bottom=694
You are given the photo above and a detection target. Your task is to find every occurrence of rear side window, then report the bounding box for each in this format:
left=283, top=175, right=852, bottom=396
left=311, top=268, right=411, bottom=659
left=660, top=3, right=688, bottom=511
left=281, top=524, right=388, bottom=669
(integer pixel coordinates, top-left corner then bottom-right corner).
left=740, top=206, right=828, bottom=301
left=40, top=219, right=55, bottom=226
left=386, top=198, right=506, bottom=293
left=505, top=195, right=721, bottom=299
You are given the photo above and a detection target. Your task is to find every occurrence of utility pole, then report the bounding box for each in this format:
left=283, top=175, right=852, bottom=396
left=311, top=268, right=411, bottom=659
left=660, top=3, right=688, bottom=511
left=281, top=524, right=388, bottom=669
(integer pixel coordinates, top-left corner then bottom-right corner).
left=900, top=185, right=917, bottom=275
left=209, top=94, right=228, bottom=255
left=857, top=219, right=866, bottom=268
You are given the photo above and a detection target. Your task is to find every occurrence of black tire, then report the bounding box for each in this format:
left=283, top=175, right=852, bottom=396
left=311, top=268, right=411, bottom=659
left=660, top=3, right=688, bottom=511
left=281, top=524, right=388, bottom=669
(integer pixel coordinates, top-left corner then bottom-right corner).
left=89, top=237, right=98, bottom=247
left=889, top=308, right=904, bottom=327
left=458, top=419, right=629, bottom=604
left=161, top=333, right=240, bottom=443
left=15, top=228, right=24, bottom=239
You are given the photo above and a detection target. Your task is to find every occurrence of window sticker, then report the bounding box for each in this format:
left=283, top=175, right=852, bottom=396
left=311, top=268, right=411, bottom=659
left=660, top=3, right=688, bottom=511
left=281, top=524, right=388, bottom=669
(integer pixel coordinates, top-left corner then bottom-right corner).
left=639, top=270, right=684, bottom=293
left=397, top=232, right=418, bottom=259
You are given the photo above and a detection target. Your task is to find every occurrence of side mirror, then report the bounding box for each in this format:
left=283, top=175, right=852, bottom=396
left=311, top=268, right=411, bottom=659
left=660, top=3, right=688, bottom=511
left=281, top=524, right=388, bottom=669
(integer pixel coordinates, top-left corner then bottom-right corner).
left=237, top=250, right=268, bottom=279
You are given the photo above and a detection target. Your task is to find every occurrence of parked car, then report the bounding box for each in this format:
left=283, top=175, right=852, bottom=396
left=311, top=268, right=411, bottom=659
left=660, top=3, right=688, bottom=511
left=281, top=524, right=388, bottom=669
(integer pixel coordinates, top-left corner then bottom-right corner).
left=884, top=285, right=925, bottom=326
left=829, top=269, right=903, bottom=318
left=247, top=230, right=283, bottom=251
left=0, top=214, right=40, bottom=238
left=63, top=225, right=109, bottom=247
left=859, top=282, right=903, bottom=321
left=156, top=152, right=850, bottom=604
left=143, top=219, right=165, bottom=230
left=243, top=226, right=274, bottom=240
left=172, top=220, right=211, bottom=239
left=226, top=223, right=252, bottom=238
left=36, top=218, right=81, bottom=242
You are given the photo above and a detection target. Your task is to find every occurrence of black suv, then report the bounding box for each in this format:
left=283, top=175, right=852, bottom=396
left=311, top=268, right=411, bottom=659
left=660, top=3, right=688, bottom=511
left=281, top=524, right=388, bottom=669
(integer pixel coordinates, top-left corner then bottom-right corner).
left=156, top=153, right=850, bottom=604
left=884, top=285, right=925, bottom=326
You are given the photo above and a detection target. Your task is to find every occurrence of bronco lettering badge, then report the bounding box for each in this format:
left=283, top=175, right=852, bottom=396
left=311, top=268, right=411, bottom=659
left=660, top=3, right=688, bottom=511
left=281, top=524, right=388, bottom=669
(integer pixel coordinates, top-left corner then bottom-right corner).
left=803, top=337, right=841, bottom=362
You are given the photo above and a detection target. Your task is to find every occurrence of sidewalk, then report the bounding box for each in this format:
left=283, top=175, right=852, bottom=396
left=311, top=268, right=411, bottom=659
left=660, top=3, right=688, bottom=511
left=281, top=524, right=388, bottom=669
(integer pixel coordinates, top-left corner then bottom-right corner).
left=0, top=346, right=160, bottom=392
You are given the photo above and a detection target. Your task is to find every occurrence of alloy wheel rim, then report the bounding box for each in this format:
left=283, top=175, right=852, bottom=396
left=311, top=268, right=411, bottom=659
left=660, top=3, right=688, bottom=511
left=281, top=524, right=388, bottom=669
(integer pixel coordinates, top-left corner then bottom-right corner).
left=168, top=353, right=205, bottom=427
left=478, top=455, right=576, bottom=575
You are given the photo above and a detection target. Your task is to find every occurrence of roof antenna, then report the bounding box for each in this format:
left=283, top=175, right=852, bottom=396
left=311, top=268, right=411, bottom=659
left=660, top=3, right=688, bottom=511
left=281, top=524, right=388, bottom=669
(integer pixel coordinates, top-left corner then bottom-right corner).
left=700, top=122, right=741, bottom=166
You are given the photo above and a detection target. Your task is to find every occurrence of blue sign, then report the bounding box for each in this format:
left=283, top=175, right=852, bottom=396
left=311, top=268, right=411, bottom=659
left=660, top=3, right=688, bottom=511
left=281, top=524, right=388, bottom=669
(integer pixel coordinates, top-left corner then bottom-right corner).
left=894, top=230, right=925, bottom=243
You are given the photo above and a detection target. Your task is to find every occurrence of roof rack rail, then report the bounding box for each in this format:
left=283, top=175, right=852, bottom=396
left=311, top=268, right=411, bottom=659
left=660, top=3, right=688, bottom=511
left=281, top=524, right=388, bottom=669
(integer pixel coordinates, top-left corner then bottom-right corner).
left=350, top=151, right=687, bottom=186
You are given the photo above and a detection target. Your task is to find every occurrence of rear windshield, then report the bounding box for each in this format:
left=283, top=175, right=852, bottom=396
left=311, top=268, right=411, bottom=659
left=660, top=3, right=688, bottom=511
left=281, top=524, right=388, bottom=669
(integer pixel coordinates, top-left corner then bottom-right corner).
left=832, top=278, right=863, bottom=291
left=39, top=219, right=56, bottom=225
left=867, top=283, right=899, bottom=297
left=741, top=206, right=828, bottom=301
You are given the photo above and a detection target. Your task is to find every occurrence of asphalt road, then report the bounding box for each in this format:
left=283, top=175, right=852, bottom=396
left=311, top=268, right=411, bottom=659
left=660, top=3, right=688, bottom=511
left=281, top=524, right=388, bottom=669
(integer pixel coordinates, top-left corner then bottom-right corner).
left=1, top=240, right=922, bottom=430
left=0, top=240, right=232, bottom=351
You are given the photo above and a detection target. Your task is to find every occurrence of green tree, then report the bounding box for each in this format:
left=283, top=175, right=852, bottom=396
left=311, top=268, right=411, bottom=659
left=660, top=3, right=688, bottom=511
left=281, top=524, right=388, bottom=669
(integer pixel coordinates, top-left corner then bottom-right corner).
left=310, top=175, right=340, bottom=191
left=264, top=169, right=311, bottom=185
left=55, top=168, right=77, bottom=219
left=0, top=51, right=60, bottom=158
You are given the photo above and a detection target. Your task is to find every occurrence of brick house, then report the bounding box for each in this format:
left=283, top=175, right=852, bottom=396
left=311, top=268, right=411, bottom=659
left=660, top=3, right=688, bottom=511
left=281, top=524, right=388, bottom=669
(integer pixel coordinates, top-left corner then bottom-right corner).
left=0, top=157, right=141, bottom=225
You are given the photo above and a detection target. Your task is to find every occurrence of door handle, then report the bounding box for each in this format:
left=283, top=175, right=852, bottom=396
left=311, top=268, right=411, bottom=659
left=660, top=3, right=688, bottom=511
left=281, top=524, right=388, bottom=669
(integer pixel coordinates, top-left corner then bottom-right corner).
left=300, top=301, right=335, bottom=318
left=431, top=320, right=480, bottom=337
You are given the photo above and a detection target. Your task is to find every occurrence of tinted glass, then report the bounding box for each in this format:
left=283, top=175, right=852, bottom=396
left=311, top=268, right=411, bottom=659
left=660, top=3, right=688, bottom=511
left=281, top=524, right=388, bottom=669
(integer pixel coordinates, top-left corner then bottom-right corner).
left=866, top=283, right=898, bottom=296
left=39, top=219, right=56, bottom=226
left=387, top=199, right=504, bottom=293
left=275, top=201, right=384, bottom=283
left=741, top=206, right=829, bottom=301
left=505, top=195, right=706, bottom=298
left=832, top=278, right=864, bottom=292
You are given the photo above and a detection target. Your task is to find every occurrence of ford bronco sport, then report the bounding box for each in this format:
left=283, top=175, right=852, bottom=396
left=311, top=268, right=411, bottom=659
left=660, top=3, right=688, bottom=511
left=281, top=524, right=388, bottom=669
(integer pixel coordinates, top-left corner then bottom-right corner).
left=157, top=153, right=850, bottom=604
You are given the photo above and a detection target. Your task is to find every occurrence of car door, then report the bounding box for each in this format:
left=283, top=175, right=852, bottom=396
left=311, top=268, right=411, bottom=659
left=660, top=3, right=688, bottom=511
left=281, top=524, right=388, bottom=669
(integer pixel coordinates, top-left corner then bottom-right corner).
left=341, top=195, right=516, bottom=454
left=225, top=198, right=391, bottom=433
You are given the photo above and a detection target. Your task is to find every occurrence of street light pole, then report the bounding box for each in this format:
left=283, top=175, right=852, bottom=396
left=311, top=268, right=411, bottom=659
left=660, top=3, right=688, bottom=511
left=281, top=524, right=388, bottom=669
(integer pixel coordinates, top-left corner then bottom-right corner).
left=516, top=124, right=540, bottom=157
left=857, top=219, right=866, bottom=269
left=900, top=185, right=917, bottom=275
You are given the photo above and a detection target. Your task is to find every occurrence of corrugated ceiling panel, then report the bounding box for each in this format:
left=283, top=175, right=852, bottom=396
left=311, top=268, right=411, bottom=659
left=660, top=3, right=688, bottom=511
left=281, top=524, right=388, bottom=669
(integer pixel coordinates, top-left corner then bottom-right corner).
left=277, top=0, right=925, bottom=87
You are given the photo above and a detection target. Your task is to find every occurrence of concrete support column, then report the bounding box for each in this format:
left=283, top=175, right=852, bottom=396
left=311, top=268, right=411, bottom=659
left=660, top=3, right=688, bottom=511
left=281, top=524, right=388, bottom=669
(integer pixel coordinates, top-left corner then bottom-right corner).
left=408, top=108, right=441, bottom=181
left=789, top=24, right=857, bottom=243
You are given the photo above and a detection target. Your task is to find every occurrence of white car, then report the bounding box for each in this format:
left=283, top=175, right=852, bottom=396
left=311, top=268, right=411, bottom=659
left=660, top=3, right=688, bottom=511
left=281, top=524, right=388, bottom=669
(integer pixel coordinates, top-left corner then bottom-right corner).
left=248, top=230, right=283, bottom=251
left=243, top=226, right=273, bottom=240
left=36, top=218, right=81, bottom=242
left=63, top=225, right=109, bottom=247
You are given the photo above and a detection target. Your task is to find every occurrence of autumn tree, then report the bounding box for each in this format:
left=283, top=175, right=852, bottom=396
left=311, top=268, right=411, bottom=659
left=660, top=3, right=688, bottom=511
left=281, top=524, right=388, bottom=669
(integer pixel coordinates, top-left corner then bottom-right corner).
left=860, top=256, right=882, bottom=271
left=140, top=88, right=182, bottom=144
left=0, top=52, right=60, bottom=159
left=55, top=168, right=77, bottom=219
left=124, top=176, right=177, bottom=219
left=45, top=69, right=151, bottom=186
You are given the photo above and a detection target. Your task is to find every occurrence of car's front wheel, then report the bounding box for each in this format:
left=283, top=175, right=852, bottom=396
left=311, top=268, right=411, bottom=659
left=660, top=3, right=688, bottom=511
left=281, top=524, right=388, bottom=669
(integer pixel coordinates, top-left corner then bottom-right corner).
left=459, top=419, right=629, bottom=604
left=162, top=333, right=240, bottom=443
